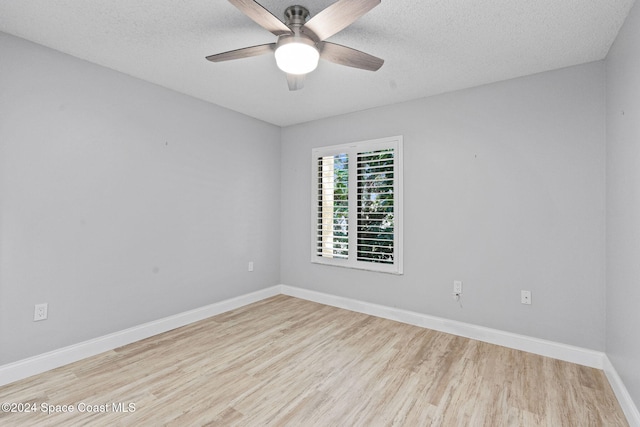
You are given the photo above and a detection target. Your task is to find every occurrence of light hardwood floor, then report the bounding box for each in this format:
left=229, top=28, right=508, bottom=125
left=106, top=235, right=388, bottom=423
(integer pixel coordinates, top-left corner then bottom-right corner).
left=0, top=295, right=628, bottom=426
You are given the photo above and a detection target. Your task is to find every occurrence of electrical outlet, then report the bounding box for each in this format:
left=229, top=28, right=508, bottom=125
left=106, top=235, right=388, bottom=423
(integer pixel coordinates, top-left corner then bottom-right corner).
left=453, top=280, right=462, bottom=295
left=248, top=261, right=254, bottom=272
left=34, top=303, right=48, bottom=321
left=521, top=290, right=531, bottom=305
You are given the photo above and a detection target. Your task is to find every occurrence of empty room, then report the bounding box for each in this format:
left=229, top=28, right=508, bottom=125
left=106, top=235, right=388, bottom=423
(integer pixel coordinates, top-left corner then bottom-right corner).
left=0, top=0, right=639, bottom=425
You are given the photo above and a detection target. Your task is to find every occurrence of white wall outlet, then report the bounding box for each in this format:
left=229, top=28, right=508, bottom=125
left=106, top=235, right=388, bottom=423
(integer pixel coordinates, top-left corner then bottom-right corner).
left=34, top=303, right=48, bottom=321
left=521, top=290, right=532, bottom=305
left=453, top=280, right=463, bottom=295
left=248, top=261, right=254, bottom=272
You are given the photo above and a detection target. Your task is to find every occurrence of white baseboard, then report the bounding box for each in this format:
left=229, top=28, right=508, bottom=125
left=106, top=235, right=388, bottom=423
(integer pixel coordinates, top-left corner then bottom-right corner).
left=279, top=285, right=606, bottom=369
left=2, top=284, right=637, bottom=427
left=0, top=286, right=281, bottom=387
left=604, top=356, right=640, bottom=427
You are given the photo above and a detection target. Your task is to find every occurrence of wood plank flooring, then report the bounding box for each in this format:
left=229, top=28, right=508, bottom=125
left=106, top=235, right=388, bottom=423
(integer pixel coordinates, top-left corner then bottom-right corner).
left=0, top=295, right=628, bottom=426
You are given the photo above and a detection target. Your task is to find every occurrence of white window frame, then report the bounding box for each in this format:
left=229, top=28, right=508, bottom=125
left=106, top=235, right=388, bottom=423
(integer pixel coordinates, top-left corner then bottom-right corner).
left=310, top=136, right=403, bottom=274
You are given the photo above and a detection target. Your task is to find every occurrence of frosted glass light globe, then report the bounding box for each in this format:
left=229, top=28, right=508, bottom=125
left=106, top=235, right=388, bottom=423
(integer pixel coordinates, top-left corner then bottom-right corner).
left=275, top=40, right=319, bottom=75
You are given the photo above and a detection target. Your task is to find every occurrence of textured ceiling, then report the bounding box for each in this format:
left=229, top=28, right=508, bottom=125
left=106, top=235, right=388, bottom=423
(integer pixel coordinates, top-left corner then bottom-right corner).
left=0, top=0, right=635, bottom=126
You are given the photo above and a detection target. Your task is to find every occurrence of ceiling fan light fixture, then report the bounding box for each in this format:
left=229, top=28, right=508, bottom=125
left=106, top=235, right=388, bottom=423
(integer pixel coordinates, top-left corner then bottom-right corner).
left=274, top=35, right=319, bottom=75
left=207, top=0, right=384, bottom=90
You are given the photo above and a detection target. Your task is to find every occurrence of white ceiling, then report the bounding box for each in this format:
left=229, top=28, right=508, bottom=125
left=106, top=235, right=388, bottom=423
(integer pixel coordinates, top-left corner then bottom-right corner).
left=0, top=0, right=635, bottom=126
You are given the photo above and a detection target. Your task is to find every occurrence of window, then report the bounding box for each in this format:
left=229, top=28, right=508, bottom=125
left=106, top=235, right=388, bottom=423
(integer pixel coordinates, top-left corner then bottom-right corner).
left=311, top=136, right=403, bottom=274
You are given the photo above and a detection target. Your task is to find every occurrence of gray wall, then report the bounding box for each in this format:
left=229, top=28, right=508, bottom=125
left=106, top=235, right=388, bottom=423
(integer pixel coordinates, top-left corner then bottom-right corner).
left=606, top=0, right=640, bottom=410
left=0, top=33, right=281, bottom=364
left=281, top=62, right=606, bottom=350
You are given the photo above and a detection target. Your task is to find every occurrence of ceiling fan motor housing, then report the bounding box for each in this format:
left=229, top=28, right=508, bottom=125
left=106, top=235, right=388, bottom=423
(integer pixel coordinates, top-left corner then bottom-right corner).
left=275, top=5, right=320, bottom=75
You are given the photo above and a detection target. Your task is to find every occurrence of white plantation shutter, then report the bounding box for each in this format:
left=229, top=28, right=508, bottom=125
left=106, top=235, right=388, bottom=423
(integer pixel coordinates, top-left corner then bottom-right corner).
left=315, top=153, right=349, bottom=259
left=356, top=149, right=395, bottom=264
left=311, top=136, right=403, bottom=274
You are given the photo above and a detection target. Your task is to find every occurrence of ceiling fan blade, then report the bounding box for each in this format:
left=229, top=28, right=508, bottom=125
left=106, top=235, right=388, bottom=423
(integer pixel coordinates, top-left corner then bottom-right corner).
left=302, top=0, right=380, bottom=41
left=206, top=43, right=275, bottom=62
left=319, top=42, right=384, bottom=71
left=228, top=0, right=291, bottom=36
left=286, top=73, right=305, bottom=91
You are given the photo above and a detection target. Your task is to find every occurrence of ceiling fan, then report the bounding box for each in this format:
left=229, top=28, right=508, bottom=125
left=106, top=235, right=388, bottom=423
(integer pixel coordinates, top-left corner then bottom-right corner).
left=206, top=0, right=384, bottom=91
